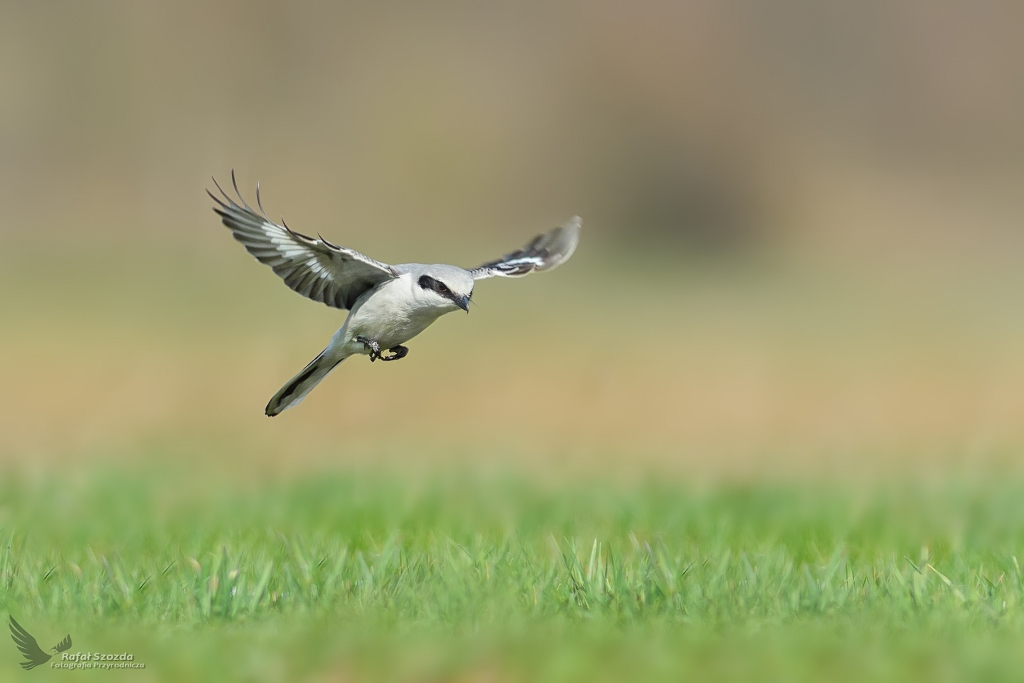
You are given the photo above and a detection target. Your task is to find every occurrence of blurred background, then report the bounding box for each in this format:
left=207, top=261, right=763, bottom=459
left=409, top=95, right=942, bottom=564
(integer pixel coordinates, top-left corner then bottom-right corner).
left=3, top=0, right=1024, bottom=481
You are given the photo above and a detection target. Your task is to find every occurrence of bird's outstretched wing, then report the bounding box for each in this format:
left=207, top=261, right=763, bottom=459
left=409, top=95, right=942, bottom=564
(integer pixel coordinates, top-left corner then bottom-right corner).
left=9, top=617, right=52, bottom=670
left=469, top=216, right=581, bottom=280
left=209, top=172, right=399, bottom=310
left=53, top=634, right=72, bottom=653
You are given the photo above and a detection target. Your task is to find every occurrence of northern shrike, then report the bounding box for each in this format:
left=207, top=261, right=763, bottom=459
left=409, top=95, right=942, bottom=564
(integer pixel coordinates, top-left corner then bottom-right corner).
left=209, top=173, right=581, bottom=416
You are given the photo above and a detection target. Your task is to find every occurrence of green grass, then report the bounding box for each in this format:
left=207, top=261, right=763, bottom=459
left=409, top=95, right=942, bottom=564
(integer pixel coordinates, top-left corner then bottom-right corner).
left=4, top=467, right=1024, bottom=681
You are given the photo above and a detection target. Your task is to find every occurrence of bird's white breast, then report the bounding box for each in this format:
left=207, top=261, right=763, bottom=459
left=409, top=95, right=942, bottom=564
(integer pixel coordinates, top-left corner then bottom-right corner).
left=344, top=274, right=449, bottom=349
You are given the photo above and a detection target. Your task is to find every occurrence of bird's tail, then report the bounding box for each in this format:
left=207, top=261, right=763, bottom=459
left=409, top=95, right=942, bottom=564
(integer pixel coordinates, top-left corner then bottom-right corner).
left=265, top=349, right=346, bottom=417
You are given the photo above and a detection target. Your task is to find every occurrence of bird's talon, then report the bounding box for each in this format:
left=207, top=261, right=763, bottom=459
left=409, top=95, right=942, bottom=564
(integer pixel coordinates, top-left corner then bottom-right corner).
left=380, top=345, right=409, bottom=362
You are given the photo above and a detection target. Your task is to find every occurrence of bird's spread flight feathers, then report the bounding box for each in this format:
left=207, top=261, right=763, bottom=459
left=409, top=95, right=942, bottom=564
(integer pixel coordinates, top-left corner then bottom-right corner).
left=209, top=172, right=398, bottom=310
left=210, top=173, right=580, bottom=304
left=469, top=216, right=581, bottom=280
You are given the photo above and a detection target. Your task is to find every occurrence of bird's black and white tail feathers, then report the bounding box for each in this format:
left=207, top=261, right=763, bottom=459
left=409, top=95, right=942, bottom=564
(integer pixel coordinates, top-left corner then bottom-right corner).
left=265, top=350, right=345, bottom=417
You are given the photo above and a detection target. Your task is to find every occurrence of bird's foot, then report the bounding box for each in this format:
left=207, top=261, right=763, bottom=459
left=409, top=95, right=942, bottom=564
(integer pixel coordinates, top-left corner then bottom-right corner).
left=379, top=345, right=409, bottom=362
left=355, top=336, right=383, bottom=362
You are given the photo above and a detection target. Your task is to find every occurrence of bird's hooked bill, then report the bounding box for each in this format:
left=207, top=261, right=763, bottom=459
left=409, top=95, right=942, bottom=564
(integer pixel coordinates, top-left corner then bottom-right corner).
left=456, top=294, right=470, bottom=312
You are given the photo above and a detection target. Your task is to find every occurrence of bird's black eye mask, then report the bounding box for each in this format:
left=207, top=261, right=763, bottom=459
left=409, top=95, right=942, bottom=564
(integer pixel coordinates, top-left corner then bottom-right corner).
left=418, top=275, right=473, bottom=312
left=418, top=274, right=455, bottom=299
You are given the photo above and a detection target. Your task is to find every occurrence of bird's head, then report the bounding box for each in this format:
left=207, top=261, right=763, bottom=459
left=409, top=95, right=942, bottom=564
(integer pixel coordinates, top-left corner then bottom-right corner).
left=416, top=265, right=474, bottom=313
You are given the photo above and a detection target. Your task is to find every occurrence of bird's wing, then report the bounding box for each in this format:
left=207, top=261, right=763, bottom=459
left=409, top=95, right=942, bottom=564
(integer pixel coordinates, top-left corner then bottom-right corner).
left=469, top=216, right=581, bottom=280
left=53, top=634, right=72, bottom=652
left=209, top=172, right=399, bottom=310
left=9, top=617, right=51, bottom=669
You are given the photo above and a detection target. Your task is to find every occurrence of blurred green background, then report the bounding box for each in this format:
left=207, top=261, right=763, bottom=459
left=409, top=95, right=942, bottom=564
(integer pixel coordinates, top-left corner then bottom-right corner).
left=3, top=1, right=1024, bottom=681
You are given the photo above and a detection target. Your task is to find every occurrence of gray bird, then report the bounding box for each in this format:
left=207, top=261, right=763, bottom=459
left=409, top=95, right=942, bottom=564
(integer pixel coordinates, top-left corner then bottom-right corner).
left=209, top=173, right=581, bottom=416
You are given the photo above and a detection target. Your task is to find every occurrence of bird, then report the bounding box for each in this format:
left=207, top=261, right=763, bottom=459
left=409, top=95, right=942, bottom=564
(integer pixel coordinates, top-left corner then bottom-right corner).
left=209, top=172, right=581, bottom=416
left=8, top=616, right=72, bottom=670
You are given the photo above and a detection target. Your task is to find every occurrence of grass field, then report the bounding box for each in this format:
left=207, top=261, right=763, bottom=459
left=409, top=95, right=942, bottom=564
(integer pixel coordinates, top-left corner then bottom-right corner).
left=5, top=468, right=1024, bottom=681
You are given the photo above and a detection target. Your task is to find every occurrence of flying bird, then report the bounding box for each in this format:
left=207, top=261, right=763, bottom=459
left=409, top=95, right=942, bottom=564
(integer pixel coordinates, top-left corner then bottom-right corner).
left=9, top=616, right=72, bottom=670
left=209, top=172, right=581, bottom=416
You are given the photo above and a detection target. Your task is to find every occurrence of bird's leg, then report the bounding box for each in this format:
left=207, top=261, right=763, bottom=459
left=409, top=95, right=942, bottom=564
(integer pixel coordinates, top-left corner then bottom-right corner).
left=379, top=345, right=409, bottom=362
left=355, top=336, right=382, bottom=362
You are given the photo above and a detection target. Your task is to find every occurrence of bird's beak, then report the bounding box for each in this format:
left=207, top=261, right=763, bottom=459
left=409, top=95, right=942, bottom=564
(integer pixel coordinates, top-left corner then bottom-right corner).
left=456, top=294, right=470, bottom=313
